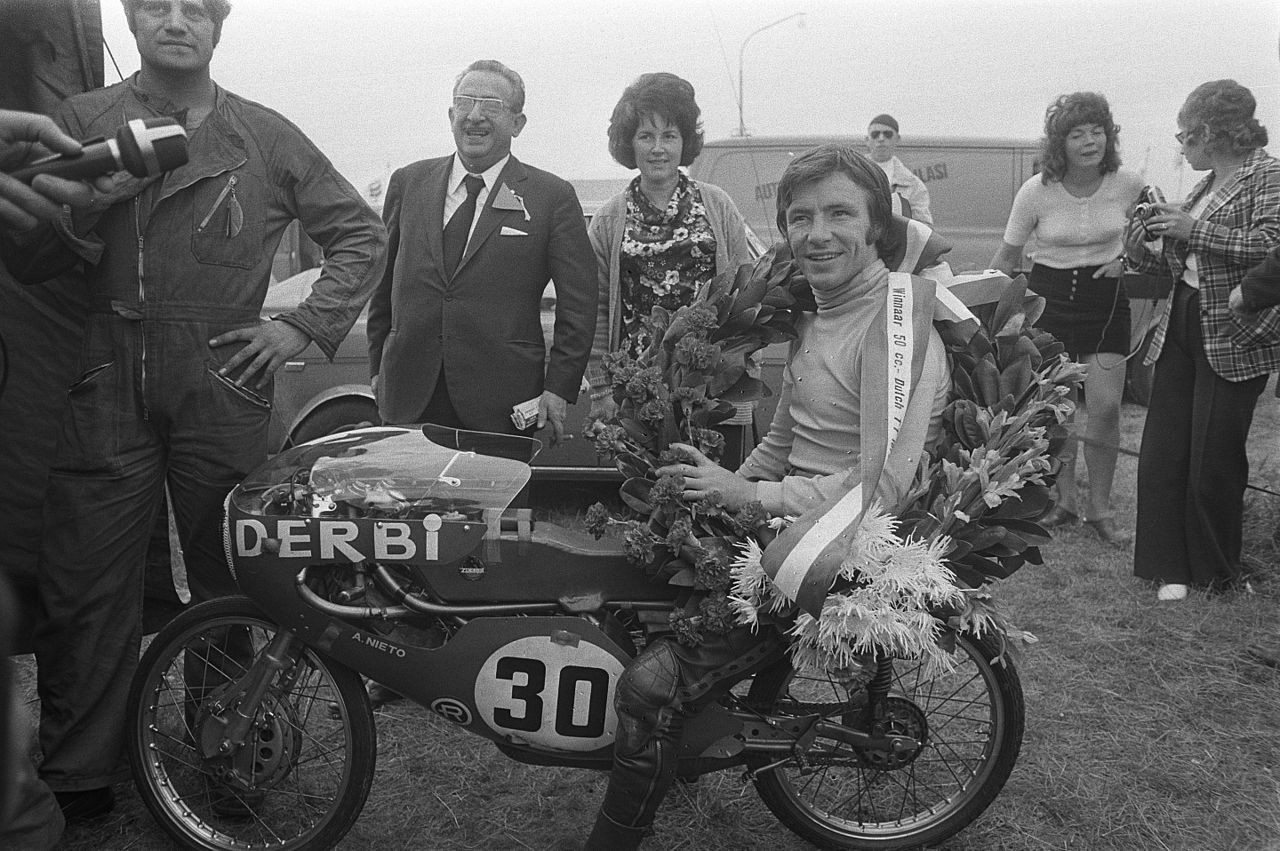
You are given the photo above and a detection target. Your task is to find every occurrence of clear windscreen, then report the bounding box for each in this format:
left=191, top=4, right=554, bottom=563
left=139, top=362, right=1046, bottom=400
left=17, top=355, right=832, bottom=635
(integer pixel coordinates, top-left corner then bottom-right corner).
left=233, top=425, right=541, bottom=519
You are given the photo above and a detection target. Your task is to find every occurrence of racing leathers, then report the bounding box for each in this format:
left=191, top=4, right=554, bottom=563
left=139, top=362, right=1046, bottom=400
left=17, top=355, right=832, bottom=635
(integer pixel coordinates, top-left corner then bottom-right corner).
left=2, top=76, right=386, bottom=793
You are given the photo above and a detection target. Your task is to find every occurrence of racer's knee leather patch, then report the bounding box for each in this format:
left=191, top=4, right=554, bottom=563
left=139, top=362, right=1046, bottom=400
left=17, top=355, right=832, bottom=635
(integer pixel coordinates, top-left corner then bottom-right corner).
left=613, top=641, right=680, bottom=756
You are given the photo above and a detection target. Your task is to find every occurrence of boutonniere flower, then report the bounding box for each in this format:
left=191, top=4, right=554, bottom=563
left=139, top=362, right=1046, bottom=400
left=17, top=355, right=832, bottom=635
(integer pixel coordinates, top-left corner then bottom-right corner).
left=492, top=182, right=530, bottom=221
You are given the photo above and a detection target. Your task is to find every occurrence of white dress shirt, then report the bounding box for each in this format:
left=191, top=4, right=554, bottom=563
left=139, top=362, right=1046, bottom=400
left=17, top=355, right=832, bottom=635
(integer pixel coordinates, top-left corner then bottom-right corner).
left=443, top=153, right=510, bottom=243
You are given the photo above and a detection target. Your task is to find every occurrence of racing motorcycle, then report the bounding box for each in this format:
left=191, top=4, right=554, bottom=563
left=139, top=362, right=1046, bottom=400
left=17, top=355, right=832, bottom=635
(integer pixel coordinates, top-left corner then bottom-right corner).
left=126, top=424, right=1024, bottom=851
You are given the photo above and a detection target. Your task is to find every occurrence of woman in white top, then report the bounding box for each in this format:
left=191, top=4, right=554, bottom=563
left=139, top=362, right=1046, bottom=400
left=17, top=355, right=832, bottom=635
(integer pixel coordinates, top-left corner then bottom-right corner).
left=992, top=92, right=1144, bottom=545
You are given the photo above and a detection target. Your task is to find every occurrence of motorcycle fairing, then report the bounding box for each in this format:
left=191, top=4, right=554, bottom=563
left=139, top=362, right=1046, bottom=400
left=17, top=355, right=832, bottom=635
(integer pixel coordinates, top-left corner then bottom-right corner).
left=225, top=425, right=678, bottom=602
left=229, top=514, right=487, bottom=566
left=283, top=609, right=632, bottom=754
left=408, top=525, right=681, bottom=603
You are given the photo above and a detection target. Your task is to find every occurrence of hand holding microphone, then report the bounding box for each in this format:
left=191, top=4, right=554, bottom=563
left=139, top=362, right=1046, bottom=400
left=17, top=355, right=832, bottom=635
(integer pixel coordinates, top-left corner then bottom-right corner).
left=0, top=113, right=188, bottom=231
left=0, top=110, right=93, bottom=231
left=7, top=117, right=188, bottom=184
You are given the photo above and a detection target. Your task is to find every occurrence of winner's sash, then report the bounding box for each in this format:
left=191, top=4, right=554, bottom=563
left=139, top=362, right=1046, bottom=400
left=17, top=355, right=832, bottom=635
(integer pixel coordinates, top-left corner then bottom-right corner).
left=761, top=272, right=973, bottom=617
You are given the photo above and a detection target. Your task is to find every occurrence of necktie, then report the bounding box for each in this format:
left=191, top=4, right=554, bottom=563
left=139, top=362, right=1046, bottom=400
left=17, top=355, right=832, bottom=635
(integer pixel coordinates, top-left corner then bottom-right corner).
left=443, top=173, right=484, bottom=276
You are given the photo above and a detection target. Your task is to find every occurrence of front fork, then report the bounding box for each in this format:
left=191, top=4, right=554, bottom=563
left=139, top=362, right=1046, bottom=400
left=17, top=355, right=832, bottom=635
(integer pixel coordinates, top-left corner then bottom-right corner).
left=199, top=629, right=302, bottom=759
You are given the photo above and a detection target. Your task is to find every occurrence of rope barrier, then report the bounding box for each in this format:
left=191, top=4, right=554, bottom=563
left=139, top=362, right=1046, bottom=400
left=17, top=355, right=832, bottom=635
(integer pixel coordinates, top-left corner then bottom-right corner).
left=1057, top=431, right=1280, bottom=498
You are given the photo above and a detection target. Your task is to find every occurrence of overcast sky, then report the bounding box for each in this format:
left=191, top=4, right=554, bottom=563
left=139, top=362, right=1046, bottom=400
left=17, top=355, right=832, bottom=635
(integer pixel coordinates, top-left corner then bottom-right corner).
left=101, top=0, right=1279, bottom=202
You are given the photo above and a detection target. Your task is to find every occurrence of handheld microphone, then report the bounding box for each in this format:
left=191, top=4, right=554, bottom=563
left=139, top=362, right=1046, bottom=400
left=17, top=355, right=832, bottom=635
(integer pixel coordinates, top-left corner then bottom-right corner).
left=7, top=117, right=189, bottom=184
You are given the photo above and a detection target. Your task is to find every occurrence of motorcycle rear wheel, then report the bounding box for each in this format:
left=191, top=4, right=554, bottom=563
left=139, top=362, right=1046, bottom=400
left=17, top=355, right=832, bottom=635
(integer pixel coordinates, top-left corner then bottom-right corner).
left=745, top=630, right=1023, bottom=850
left=127, top=596, right=376, bottom=851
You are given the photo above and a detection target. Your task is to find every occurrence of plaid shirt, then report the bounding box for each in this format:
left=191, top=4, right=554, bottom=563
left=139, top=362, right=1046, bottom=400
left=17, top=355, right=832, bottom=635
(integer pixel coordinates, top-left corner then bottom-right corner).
left=1137, top=148, right=1280, bottom=381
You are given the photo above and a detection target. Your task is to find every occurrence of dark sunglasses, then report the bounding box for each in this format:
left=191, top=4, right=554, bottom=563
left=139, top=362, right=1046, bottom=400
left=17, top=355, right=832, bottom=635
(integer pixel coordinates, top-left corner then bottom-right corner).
left=869, top=130, right=896, bottom=140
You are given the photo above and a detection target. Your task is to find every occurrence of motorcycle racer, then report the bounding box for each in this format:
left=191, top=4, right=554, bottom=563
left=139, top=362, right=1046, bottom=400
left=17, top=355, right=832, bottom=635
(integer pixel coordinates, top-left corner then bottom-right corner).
left=585, top=144, right=952, bottom=849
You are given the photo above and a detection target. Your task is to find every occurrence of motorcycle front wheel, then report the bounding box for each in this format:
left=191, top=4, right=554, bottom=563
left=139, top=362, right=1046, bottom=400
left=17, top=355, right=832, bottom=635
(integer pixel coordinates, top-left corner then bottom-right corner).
left=746, top=629, right=1023, bottom=851
left=127, top=596, right=376, bottom=851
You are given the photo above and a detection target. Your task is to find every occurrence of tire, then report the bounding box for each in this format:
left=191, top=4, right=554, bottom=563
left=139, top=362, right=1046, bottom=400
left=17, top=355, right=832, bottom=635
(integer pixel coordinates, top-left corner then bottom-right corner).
left=127, top=597, right=376, bottom=851
left=290, top=398, right=379, bottom=447
left=1124, top=326, right=1157, bottom=407
left=745, top=630, right=1024, bottom=850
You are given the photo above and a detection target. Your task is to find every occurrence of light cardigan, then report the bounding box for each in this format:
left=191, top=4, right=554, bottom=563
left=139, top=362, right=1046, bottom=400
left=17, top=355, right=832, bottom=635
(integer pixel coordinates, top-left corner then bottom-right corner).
left=585, top=178, right=752, bottom=392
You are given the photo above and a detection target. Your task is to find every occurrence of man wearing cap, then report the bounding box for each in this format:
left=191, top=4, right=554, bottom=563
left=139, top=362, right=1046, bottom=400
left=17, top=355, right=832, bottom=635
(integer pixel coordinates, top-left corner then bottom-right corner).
left=866, top=113, right=933, bottom=225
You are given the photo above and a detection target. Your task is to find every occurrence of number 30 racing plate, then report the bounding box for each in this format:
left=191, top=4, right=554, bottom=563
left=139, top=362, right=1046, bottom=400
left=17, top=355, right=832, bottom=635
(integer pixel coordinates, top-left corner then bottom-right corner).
left=475, top=636, right=625, bottom=751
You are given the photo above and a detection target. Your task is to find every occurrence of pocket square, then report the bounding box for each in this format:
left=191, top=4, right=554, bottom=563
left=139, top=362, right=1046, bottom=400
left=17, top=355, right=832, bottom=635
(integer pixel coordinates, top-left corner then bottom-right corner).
left=501, top=226, right=528, bottom=236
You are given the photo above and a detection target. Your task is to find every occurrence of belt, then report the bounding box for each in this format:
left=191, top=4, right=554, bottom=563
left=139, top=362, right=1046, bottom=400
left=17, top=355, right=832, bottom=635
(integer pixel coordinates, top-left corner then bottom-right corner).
left=90, top=300, right=261, bottom=323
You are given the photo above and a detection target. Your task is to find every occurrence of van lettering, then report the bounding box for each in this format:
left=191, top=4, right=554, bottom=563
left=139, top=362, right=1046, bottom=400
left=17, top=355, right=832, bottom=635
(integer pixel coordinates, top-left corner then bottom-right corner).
left=913, top=163, right=948, bottom=184
left=754, top=181, right=778, bottom=202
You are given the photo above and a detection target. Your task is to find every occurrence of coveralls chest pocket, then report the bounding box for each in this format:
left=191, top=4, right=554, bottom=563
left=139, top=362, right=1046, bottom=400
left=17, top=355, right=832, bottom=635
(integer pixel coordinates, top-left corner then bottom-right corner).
left=191, top=169, right=265, bottom=270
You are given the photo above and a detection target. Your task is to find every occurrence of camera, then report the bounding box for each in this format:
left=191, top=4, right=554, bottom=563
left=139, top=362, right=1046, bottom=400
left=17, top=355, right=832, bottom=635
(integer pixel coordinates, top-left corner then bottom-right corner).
left=1135, top=185, right=1165, bottom=240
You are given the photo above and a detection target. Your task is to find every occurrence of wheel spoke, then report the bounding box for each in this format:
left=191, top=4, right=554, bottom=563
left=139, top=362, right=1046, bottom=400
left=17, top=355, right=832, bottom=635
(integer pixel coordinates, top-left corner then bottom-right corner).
left=748, top=630, right=1022, bottom=846
left=128, top=601, right=374, bottom=851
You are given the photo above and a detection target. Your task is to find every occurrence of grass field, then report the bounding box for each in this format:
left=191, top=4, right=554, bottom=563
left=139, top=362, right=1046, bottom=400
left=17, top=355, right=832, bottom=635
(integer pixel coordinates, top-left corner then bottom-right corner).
left=17, top=385, right=1280, bottom=851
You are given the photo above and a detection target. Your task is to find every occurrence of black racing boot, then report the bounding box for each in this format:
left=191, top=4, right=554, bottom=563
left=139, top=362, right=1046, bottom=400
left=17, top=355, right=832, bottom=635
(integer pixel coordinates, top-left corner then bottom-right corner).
left=583, top=811, right=647, bottom=851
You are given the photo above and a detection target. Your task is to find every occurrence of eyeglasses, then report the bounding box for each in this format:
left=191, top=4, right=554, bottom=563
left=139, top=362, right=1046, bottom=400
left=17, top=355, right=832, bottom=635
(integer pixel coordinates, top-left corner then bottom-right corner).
left=869, top=130, right=896, bottom=140
left=1175, top=129, right=1198, bottom=145
left=453, top=95, right=511, bottom=118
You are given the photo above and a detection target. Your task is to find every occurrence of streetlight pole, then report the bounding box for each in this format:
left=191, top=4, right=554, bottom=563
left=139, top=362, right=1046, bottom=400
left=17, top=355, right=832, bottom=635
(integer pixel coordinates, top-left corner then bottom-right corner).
left=736, top=11, right=805, bottom=137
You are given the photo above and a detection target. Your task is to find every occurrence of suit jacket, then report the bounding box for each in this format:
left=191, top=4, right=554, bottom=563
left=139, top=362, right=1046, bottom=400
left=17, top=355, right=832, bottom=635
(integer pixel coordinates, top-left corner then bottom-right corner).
left=367, top=154, right=598, bottom=431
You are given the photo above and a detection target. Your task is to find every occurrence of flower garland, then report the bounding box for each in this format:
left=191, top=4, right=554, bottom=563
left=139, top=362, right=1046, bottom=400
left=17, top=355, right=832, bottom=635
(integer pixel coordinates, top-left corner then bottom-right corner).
left=730, top=505, right=966, bottom=678
left=584, top=247, right=1083, bottom=672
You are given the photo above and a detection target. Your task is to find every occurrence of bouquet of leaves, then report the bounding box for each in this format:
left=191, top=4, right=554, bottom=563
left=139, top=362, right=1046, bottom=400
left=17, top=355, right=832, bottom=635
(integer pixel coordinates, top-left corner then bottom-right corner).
left=729, top=275, right=1084, bottom=675
left=584, top=247, right=804, bottom=645
left=587, top=250, right=1084, bottom=664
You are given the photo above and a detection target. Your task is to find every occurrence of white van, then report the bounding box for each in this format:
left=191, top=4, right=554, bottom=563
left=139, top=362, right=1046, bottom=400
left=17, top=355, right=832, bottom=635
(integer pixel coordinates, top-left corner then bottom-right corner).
left=690, top=135, right=1164, bottom=422
left=689, top=134, right=1041, bottom=273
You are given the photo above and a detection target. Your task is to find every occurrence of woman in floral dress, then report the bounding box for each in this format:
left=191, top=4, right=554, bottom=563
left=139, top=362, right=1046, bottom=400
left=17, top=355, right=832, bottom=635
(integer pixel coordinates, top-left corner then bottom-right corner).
left=587, top=72, right=754, bottom=464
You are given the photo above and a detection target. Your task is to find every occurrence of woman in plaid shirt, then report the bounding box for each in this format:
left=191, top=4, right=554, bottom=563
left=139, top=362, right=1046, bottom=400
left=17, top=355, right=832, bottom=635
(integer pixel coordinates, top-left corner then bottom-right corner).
left=1125, top=80, right=1280, bottom=602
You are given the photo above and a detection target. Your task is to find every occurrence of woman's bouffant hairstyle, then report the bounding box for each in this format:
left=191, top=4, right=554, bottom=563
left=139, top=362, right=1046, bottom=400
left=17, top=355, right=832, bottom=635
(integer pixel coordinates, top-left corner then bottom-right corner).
left=607, top=73, right=704, bottom=170
left=122, top=0, right=232, bottom=45
left=774, top=144, right=894, bottom=254
left=1179, top=79, right=1268, bottom=155
left=1039, top=92, right=1121, bottom=184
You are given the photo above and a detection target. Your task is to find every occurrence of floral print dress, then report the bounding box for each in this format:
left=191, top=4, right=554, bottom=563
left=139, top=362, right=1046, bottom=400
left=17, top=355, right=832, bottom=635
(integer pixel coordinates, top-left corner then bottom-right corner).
left=618, top=173, right=718, bottom=357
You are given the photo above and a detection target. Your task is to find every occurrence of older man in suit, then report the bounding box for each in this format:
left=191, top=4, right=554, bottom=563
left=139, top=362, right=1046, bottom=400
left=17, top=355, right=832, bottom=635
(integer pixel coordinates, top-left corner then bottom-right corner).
left=368, top=59, right=597, bottom=442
